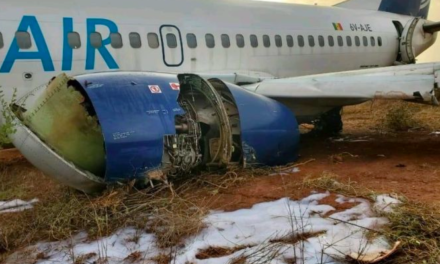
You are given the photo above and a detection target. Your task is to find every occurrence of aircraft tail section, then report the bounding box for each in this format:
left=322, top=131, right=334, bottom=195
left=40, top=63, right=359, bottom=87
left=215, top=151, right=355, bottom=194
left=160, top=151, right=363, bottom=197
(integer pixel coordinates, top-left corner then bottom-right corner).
left=379, top=0, right=430, bottom=19
left=336, top=0, right=431, bottom=19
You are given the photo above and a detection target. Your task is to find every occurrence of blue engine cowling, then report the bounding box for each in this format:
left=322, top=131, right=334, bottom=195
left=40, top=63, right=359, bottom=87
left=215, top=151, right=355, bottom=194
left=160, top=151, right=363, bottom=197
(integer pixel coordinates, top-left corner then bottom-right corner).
left=13, top=72, right=300, bottom=192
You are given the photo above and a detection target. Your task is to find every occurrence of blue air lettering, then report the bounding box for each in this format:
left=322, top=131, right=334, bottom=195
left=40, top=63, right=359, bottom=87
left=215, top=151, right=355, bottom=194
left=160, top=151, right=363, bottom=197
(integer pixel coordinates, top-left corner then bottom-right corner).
left=0, top=16, right=120, bottom=73
left=0, top=16, right=54, bottom=73
left=85, top=18, right=119, bottom=70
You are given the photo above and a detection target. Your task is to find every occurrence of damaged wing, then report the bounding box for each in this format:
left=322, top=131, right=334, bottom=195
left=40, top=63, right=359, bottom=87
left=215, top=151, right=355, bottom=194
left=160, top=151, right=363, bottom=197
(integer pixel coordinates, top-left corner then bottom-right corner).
left=244, top=62, right=440, bottom=122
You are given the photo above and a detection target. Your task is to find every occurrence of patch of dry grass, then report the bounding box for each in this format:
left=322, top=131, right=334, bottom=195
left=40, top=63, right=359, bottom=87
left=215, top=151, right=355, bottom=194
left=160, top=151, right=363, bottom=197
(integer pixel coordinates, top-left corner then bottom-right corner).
left=303, top=172, right=371, bottom=199
left=196, top=246, right=249, bottom=260
left=383, top=200, right=440, bottom=264
left=383, top=103, right=421, bottom=132
left=343, top=100, right=440, bottom=133
left=0, top=162, right=288, bottom=262
left=303, top=173, right=440, bottom=264
left=0, top=185, right=207, bottom=262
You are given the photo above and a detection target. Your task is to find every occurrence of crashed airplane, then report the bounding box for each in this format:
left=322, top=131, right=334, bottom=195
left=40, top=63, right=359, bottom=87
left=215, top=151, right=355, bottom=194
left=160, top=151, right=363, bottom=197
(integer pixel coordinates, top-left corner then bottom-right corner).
left=9, top=62, right=440, bottom=193
left=1, top=0, right=440, bottom=192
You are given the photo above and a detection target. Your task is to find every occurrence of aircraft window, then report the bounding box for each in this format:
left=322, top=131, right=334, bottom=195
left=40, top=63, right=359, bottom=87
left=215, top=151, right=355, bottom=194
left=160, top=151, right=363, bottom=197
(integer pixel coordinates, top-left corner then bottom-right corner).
left=16, top=31, right=32, bottom=49
left=110, top=33, right=123, bottom=49
left=90, top=32, right=102, bottom=48
left=337, top=36, right=343, bottom=47
left=187, top=33, right=197, bottom=48
left=263, top=35, right=270, bottom=48
left=206, top=34, right=215, bottom=48
left=166, top=33, right=177, bottom=48
left=275, top=35, right=282, bottom=47
left=298, top=35, right=305, bottom=47
left=0, top=33, right=3, bottom=49
left=308, top=35, right=315, bottom=47
left=363, top=36, right=368, bottom=46
left=250, top=34, right=258, bottom=48
left=370, top=36, right=376, bottom=47
left=378, top=36, right=383, bottom=47
left=67, top=32, right=81, bottom=49
left=355, top=36, right=361, bottom=46
left=147, top=33, right=160, bottom=49
left=328, top=36, right=334, bottom=47
left=346, top=36, right=352, bottom=47
left=286, top=35, right=294, bottom=47
left=236, top=34, right=245, bottom=48
left=221, top=34, right=230, bottom=48
left=129, top=33, right=142, bottom=49
left=318, top=35, right=325, bottom=47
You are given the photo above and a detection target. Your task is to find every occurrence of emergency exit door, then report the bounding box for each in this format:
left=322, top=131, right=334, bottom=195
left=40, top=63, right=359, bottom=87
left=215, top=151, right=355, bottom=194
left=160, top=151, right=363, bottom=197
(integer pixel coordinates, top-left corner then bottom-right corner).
left=160, top=25, right=184, bottom=67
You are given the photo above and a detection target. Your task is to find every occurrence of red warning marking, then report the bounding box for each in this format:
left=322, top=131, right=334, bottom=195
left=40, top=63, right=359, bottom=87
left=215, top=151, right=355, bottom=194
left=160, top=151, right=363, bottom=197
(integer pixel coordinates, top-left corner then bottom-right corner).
left=148, top=85, right=162, bottom=94
left=170, top=83, right=180, bottom=91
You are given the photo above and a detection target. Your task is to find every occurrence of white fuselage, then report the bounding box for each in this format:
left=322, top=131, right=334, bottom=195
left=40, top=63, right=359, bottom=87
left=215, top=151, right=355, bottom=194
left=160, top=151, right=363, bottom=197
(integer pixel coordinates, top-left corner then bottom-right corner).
left=0, top=0, right=428, bottom=99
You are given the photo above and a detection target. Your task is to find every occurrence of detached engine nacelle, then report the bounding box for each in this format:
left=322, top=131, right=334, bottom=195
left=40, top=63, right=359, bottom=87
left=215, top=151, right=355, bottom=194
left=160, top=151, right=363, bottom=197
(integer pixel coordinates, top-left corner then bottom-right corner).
left=10, top=73, right=299, bottom=193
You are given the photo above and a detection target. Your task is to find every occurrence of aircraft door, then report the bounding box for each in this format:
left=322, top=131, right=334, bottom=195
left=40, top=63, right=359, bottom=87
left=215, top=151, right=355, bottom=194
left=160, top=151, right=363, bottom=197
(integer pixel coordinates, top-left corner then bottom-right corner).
left=160, top=25, right=184, bottom=67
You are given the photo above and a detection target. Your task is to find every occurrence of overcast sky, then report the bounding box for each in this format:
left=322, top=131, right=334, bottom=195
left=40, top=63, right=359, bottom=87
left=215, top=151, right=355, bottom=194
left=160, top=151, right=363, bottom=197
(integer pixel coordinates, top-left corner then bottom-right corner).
left=259, top=0, right=440, bottom=63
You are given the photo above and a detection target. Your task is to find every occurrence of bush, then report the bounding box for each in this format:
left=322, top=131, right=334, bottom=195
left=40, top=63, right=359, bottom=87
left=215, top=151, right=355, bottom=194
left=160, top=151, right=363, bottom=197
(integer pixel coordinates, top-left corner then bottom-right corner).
left=0, top=88, right=18, bottom=145
left=383, top=102, right=420, bottom=131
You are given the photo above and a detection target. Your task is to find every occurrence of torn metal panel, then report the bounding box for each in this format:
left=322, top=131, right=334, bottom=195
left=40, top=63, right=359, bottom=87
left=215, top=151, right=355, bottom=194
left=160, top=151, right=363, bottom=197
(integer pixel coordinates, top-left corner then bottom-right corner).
left=21, top=74, right=106, bottom=176
left=10, top=72, right=300, bottom=193
left=208, top=79, right=299, bottom=167
left=10, top=118, right=106, bottom=193
left=76, top=72, right=185, bottom=182
left=198, top=71, right=275, bottom=85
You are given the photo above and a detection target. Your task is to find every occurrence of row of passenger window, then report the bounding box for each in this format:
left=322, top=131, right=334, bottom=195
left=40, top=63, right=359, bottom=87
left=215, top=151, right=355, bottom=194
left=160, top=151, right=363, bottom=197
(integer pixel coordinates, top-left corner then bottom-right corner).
left=0, top=31, right=383, bottom=50
left=200, top=34, right=383, bottom=49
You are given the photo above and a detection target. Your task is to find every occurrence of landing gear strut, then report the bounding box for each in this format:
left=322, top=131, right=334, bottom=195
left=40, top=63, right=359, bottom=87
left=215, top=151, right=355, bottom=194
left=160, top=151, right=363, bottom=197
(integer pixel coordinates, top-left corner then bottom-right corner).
left=312, top=107, right=343, bottom=136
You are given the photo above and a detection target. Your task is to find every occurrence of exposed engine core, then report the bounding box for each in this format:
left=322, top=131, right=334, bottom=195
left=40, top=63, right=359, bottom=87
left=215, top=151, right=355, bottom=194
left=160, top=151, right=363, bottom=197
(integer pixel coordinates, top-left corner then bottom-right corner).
left=10, top=72, right=299, bottom=193
left=399, top=18, right=438, bottom=64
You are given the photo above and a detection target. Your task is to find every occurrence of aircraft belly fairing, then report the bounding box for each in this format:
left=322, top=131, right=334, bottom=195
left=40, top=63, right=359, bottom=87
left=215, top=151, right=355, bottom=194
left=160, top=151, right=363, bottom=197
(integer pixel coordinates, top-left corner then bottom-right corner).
left=9, top=72, right=300, bottom=193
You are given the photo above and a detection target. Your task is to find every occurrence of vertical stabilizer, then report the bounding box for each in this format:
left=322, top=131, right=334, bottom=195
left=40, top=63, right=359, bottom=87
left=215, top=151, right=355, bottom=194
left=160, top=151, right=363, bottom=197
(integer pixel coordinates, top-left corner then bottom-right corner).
left=336, top=0, right=431, bottom=19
